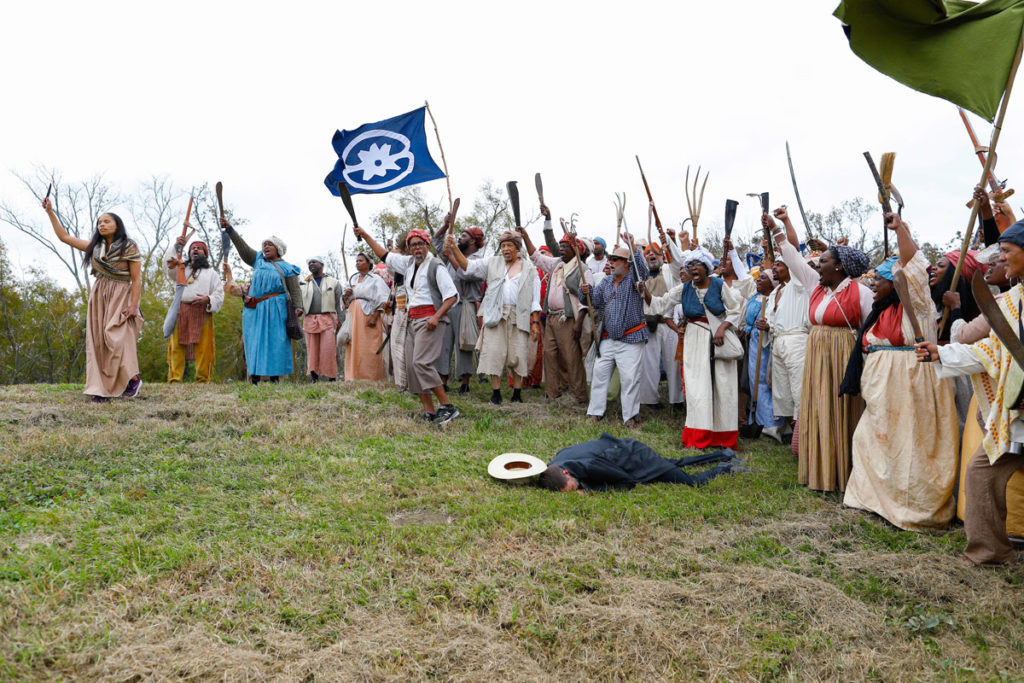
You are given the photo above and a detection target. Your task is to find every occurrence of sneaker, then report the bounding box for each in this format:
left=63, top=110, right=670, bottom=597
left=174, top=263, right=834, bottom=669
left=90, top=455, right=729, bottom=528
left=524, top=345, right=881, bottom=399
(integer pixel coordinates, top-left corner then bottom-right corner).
left=420, top=412, right=437, bottom=422
left=91, top=396, right=111, bottom=404
left=433, top=404, right=460, bottom=425
left=121, top=376, right=142, bottom=398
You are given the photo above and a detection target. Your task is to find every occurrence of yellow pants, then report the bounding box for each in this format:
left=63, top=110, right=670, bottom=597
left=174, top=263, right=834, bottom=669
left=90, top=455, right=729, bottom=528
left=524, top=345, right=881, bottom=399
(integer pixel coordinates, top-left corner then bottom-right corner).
left=167, top=314, right=215, bottom=383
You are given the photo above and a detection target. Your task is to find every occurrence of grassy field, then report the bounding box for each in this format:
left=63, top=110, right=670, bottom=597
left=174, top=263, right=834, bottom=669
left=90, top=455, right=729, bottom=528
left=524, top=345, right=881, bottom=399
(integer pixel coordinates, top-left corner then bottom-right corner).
left=0, top=379, right=1021, bottom=681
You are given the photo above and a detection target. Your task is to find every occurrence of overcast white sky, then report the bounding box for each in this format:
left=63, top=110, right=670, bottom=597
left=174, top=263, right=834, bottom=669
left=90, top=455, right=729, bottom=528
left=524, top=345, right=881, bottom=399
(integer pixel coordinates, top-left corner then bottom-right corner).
left=2, top=0, right=1019, bottom=282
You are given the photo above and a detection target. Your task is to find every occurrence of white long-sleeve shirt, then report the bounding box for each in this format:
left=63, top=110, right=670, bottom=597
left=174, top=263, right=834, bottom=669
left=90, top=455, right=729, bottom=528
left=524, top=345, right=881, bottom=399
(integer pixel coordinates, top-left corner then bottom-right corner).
left=384, top=253, right=458, bottom=308
left=462, top=258, right=541, bottom=313
left=163, top=244, right=224, bottom=313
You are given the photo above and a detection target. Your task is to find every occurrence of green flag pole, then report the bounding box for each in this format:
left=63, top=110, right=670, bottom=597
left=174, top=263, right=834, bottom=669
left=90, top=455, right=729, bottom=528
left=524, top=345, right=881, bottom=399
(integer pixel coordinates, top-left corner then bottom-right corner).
left=940, top=32, right=1024, bottom=335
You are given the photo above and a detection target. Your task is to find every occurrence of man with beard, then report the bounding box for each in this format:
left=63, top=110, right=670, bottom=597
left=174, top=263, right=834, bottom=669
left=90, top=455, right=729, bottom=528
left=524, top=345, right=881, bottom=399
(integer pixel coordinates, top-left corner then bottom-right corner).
left=520, top=226, right=594, bottom=404
left=446, top=230, right=541, bottom=404
left=587, top=237, right=609, bottom=286
left=299, top=256, right=343, bottom=382
left=354, top=224, right=460, bottom=424
left=433, top=221, right=486, bottom=394
left=163, top=234, right=224, bottom=383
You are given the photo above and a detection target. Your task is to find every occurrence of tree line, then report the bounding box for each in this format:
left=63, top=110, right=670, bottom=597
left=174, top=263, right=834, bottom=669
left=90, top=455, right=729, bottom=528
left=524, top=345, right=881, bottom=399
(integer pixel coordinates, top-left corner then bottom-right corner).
left=0, top=168, right=956, bottom=385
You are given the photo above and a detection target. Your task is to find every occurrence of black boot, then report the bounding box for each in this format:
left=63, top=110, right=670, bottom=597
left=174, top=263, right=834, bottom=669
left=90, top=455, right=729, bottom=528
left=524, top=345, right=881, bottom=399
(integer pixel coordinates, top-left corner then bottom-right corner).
left=511, top=388, right=523, bottom=403
left=490, top=389, right=502, bottom=405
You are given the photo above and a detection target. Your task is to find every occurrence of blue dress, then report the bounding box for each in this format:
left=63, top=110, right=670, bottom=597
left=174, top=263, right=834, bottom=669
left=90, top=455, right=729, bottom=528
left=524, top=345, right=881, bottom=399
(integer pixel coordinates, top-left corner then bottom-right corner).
left=744, top=295, right=784, bottom=428
left=242, top=254, right=300, bottom=376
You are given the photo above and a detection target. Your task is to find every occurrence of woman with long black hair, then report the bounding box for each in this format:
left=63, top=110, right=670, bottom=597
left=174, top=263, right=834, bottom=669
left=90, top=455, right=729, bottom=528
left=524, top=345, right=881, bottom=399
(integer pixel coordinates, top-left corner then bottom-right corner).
left=43, top=197, right=143, bottom=402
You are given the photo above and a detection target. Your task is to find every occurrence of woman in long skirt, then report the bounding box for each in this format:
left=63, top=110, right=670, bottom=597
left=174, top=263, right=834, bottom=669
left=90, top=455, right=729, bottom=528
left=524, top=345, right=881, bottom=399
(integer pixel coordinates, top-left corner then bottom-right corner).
left=343, top=253, right=389, bottom=381
left=647, top=246, right=743, bottom=449
left=222, top=219, right=302, bottom=383
left=43, top=196, right=143, bottom=402
left=842, top=215, right=958, bottom=529
left=770, top=208, right=872, bottom=491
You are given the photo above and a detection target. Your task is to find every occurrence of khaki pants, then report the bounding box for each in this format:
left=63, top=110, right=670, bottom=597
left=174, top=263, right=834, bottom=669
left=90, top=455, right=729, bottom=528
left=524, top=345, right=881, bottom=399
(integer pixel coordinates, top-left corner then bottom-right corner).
left=543, top=314, right=587, bottom=401
left=964, top=444, right=1024, bottom=565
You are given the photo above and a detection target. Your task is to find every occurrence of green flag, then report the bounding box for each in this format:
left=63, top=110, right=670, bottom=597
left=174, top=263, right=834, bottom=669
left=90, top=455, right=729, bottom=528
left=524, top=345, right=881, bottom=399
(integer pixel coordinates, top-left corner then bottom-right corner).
left=834, top=0, right=1024, bottom=122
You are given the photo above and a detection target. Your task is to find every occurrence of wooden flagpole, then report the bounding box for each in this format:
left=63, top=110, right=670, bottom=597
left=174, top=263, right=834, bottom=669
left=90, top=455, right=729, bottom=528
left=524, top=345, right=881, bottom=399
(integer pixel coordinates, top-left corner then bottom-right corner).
left=424, top=100, right=453, bottom=213
left=941, top=33, right=1024, bottom=332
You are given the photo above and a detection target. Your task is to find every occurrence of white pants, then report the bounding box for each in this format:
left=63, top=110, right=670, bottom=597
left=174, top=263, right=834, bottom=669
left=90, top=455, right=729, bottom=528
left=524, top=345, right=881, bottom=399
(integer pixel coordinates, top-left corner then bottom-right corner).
left=771, top=332, right=808, bottom=418
left=638, top=324, right=683, bottom=405
left=587, top=338, right=644, bottom=423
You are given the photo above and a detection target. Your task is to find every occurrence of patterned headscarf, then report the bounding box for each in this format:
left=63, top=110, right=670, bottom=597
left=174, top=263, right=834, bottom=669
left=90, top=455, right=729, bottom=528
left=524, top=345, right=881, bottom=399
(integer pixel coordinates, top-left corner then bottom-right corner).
left=189, top=241, right=209, bottom=256
left=683, top=246, right=715, bottom=273
left=464, top=227, right=485, bottom=248
left=558, top=234, right=586, bottom=255
left=832, top=245, right=870, bottom=278
left=406, top=229, right=431, bottom=246
left=498, top=231, right=522, bottom=250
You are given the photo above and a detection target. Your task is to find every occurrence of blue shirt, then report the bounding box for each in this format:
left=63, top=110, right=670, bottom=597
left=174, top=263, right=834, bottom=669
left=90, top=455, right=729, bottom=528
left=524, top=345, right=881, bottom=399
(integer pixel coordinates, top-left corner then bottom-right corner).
left=581, top=247, right=649, bottom=344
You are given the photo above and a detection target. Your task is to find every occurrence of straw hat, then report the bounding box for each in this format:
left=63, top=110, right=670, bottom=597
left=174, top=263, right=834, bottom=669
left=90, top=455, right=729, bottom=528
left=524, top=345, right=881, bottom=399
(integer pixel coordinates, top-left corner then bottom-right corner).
left=487, top=453, right=547, bottom=481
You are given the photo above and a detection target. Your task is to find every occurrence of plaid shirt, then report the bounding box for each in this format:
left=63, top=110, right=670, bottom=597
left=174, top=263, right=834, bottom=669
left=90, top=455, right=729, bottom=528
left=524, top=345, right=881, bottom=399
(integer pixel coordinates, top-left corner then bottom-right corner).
left=581, top=247, right=649, bottom=344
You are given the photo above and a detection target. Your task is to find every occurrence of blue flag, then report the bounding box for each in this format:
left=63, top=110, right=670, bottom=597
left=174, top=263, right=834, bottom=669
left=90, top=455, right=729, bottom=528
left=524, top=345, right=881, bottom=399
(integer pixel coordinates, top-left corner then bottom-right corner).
left=324, top=107, right=445, bottom=196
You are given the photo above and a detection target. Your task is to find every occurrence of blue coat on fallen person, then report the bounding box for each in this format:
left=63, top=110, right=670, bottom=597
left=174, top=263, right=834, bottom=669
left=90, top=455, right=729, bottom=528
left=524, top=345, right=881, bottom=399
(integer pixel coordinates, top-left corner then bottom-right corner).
left=549, top=433, right=738, bottom=491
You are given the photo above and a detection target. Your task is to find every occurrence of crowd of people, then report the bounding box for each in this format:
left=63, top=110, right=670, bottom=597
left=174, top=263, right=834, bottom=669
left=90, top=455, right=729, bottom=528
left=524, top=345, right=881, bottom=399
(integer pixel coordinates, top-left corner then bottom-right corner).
left=40, top=184, right=1024, bottom=567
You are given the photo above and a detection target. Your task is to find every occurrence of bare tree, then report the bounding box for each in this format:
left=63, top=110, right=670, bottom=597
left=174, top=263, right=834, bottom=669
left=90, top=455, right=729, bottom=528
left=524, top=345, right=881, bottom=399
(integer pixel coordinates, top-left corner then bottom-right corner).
left=0, top=167, right=121, bottom=301
left=128, top=175, right=188, bottom=281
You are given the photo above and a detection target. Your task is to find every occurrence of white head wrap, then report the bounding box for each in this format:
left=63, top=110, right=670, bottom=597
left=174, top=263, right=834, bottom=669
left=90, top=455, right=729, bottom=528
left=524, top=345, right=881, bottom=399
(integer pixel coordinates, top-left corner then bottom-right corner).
left=265, top=235, right=287, bottom=257
left=306, top=254, right=326, bottom=266
left=683, top=246, right=715, bottom=273
left=977, top=243, right=1001, bottom=265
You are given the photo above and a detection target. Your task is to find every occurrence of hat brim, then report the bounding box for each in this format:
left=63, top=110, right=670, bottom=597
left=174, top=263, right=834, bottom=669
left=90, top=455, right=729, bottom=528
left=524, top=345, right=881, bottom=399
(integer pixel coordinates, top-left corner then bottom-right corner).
left=488, top=453, right=547, bottom=481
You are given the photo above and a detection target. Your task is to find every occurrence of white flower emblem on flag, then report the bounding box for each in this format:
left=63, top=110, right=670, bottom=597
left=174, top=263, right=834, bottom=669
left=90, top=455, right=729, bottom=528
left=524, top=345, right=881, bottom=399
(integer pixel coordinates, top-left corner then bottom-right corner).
left=341, top=130, right=414, bottom=191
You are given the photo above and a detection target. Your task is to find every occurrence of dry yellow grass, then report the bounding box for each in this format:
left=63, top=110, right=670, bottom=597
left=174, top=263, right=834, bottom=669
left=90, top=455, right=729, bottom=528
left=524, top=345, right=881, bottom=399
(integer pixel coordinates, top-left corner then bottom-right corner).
left=0, top=381, right=1021, bottom=681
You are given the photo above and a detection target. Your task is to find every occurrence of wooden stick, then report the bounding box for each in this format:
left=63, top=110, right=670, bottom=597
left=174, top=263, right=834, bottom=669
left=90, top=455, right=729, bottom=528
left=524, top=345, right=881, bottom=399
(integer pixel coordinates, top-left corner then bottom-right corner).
left=941, top=33, right=1024, bottom=333
left=424, top=100, right=453, bottom=213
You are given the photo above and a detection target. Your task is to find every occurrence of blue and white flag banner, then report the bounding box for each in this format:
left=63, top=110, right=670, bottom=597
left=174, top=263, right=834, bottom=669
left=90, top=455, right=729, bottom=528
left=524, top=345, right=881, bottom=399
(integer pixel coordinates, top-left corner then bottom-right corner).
left=324, top=107, right=445, bottom=196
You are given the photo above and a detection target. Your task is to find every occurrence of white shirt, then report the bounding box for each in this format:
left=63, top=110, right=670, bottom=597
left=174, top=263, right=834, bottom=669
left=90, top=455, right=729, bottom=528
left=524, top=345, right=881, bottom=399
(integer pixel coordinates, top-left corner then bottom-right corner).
left=936, top=343, right=1024, bottom=442
left=462, top=257, right=542, bottom=313
left=347, top=272, right=390, bottom=315
left=163, top=244, right=225, bottom=313
left=384, top=253, right=458, bottom=308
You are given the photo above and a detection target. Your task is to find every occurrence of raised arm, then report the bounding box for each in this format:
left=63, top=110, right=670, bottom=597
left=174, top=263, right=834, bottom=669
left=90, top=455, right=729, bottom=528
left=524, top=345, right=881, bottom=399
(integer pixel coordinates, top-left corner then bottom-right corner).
left=772, top=207, right=801, bottom=249
left=518, top=224, right=538, bottom=256
left=888, top=213, right=918, bottom=265
left=541, top=205, right=561, bottom=254
left=42, top=197, right=90, bottom=252
left=351, top=225, right=389, bottom=261
left=774, top=228, right=818, bottom=291
left=220, top=217, right=259, bottom=266
left=443, top=234, right=469, bottom=271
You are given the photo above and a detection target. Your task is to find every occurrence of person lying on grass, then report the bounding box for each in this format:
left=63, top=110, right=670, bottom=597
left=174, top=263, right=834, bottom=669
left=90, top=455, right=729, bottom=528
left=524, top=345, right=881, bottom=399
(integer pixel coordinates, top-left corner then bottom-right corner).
left=537, top=433, right=748, bottom=492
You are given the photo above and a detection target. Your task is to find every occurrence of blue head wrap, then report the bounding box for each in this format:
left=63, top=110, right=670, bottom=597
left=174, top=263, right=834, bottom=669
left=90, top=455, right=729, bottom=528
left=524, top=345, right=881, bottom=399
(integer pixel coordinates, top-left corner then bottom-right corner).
left=875, top=256, right=899, bottom=282
left=593, top=237, right=607, bottom=248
